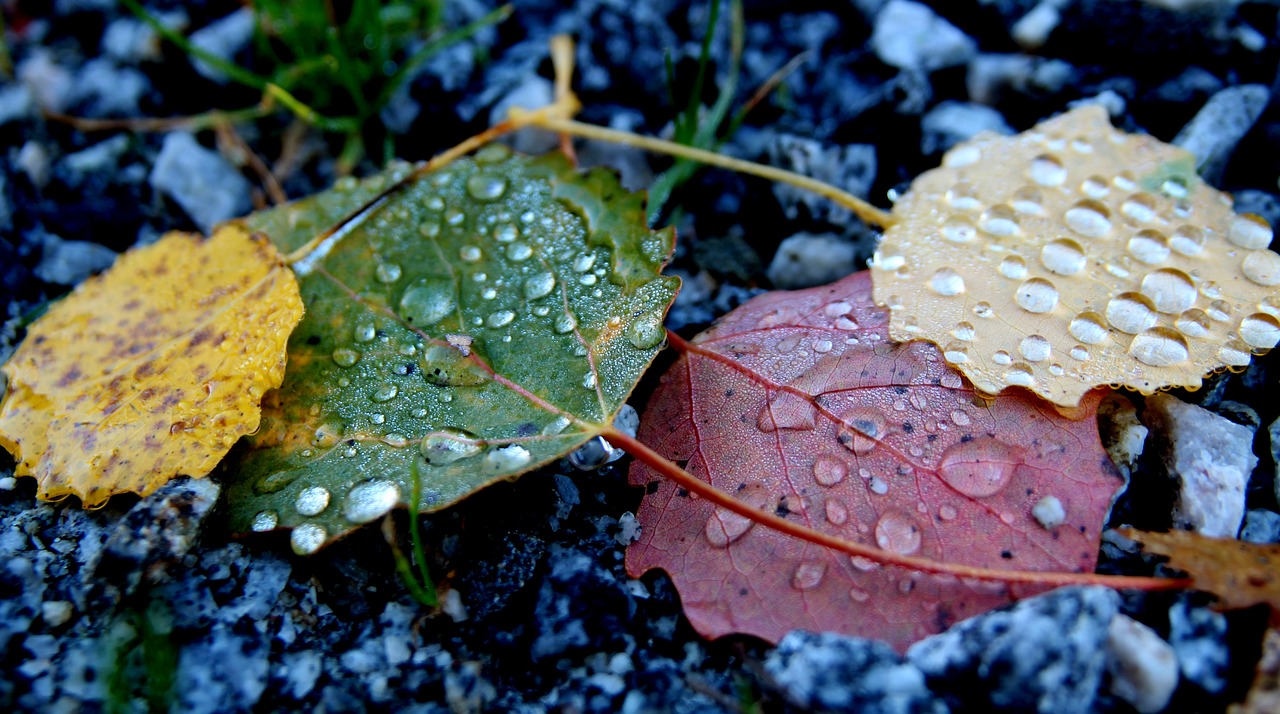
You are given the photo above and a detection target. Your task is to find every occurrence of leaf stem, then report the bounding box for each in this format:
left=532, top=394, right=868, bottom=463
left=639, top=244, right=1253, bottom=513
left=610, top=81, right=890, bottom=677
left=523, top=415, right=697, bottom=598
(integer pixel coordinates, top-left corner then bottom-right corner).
left=600, top=425, right=1190, bottom=592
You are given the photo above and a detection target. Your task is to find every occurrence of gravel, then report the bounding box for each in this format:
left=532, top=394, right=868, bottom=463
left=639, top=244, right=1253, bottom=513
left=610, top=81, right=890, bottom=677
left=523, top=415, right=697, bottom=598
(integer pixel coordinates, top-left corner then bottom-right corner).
left=1, top=0, right=1278, bottom=711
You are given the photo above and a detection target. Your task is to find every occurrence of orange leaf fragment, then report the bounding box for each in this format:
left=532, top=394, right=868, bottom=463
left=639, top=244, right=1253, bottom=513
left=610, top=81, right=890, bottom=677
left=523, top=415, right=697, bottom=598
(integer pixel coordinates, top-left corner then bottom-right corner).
left=0, top=226, right=303, bottom=507
left=1122, top=528, right=1280, bottom=625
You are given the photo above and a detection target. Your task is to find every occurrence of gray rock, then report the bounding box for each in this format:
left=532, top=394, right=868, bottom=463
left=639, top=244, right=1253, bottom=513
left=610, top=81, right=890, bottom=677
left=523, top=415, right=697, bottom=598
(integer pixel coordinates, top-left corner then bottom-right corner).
left=278, top=650, right=324, bottom=700
left=967, top=54, right=1075, bottom=105
left=16, top=141, right=52, bottom=188
left=149, top=132, right=252, bottom=233
left=102, top=11, right=186, bottom=64
left=1173, top=85, right=1271, bottom=183
left=765, top=630, right=946, bottom=714
left=767, top=134, right=875, bottom=224
left=767, top=232, right=860, bottom=289
left=1216, top=400, right=1260, bottom=431
left=0, top=84, right=35, bottom=126
left=58, top=134, right=130, bottom=186
left=1105, top=615, right=1178, bottom=713
left=1144, top=393, right=1254, bottom=537
left=17, top=50, right=74, bottom=114
left=530, top=546, right=632, bottom=661
left=1168, top=600, right=1229, bottom=693
left=872, top=0, right=976, bottom=72
left=920, top=101, right=1013, bottom=155
left=188, top=8, right=255, bottom=84
left=174, top=623, right=271, bottom=714
left=1011, top=0, right=1067, bottom=49
left=1067, top=89, right=1128, bottom=117
left=34, top=233, right=117, bottom=286
left=71, top=57, right=149, bottom=117
left=907, top=586, right=1120, bottom=714
left=490, top=75, right=559, bottom=155
left=1241, top=509, right=1280, bottom=543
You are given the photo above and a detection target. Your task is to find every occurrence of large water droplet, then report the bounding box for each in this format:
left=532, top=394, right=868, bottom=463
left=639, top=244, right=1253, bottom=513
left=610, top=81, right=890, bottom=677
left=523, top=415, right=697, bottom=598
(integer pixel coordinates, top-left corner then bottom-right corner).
left=627, top=315, right=666, bottom=349
left=1176, top=309, right=1211, bottom=338
left=375, top=263, right=402, bottom=284
left=1028, top=154, right=1067, bottom=186
left=1019, top=335, right=1051, bottom=362
left=1140, top=268, right=1197, bottom=313
left=1170, top=225, right=1206, bottom=256
left=1041, top=239, right=1086, bottom=275
left=825, top=499, right=849, bottom=525
left=1218, top=340, right=1253, bottom=367
left=251, top=510, right=278, bottom=532
left=1015, top=278, right=1059, bottom=313
left=980, top=205, right=1020, bottom=236
left=487, top=310, right=515, bottom=328
left=1128, top=327, right=1190, bottom=366
left=554, top=314, right=577, bottom=334
left=400, top=278, right=456, bottom=327
left=1065, top=200, right=1113, bottom=238
left=937, top=437, right=1021, bottom=498
left=370, top=384, right=398, bottom=403
left=1080, top=175, right=1109, bottom=198
left=353, top=319, right=377, bottom=343
left=291, top=523, right=327, bottom=555
left=929, top=268, right=966, bottom=296
left=1121, top=193, right=1158, bottom=223
left=1106, top=292, right=1157, bottom=334
left=941, top=216, right=977, bottom=243
left=837, top=409, right=885, bottom=456
left=874, top=512, right=922, bottom=555
left=1128, top=229, right=1170, bottom=264
left=420, top=429, right=484, bottom=464
left=484, top=444, right=532, bottom=472
left=459, top=245, right=481, bottom=262
left=813, top=454, right=848, bottom=487
left=792, top=561, right=827, bottom=591
left=506, top=243, right=533, bottom=262
left=524, top=272, right=557, bottom=300
left=1228, top=213, right=1273, bottom=250
left=332, top=348, right=360, bottom=367
left=344, top=480, right=400, bottom=524
left=1242, top=250, right=1280, bottom=286
left=1004, top=363, right=1035, bottom=387
left=295, top=486, right=331, bottom=516
left=704, top=485, right=770, bottom=547
left=1239, top=313, right=1280, bottom=349
left=494, top=223, right=519, bottom=243
left=466, top=173, right=507, bottom=201
left=1069, top=311, right=1108, bottom=344
left=999, top=256, right=1028, bottom=280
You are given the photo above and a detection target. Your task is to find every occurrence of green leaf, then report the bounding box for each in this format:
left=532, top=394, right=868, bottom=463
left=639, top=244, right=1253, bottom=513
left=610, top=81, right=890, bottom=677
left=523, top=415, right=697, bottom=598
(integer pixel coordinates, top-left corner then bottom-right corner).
left=222, top=147, right=678, bottom=553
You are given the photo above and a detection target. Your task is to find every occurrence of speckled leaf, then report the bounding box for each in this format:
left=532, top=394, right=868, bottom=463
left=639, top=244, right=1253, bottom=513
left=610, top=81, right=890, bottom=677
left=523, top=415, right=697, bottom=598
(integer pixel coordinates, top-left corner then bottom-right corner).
left=0, top=227, right=303, bottom=506
left=627, top=270, right=1121, bottom=651
left=222, top=148, right=678, bottom=553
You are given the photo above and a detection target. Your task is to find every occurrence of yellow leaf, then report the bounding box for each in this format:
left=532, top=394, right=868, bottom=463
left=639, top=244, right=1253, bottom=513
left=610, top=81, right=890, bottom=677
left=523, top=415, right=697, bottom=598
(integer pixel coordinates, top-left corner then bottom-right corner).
left=0, top=226, right=304, bottom=507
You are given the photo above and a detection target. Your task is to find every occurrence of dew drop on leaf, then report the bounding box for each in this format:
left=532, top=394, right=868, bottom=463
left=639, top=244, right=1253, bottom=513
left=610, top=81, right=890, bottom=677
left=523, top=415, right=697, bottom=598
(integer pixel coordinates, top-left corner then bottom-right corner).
left=295, top=486, right=331, bottom=516
left=343, top=480, right=400, bottom=524
left=291, top=523, right=327, bottom=555
left=936, top=437, right=1020, bottom=498
left=420, top=429, right=484, bottom=465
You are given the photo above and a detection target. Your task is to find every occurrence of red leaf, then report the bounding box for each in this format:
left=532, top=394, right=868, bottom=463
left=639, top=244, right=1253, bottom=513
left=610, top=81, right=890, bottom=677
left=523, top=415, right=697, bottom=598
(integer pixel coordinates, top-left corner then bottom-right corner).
left=626, top=271, right=1121, bottom=651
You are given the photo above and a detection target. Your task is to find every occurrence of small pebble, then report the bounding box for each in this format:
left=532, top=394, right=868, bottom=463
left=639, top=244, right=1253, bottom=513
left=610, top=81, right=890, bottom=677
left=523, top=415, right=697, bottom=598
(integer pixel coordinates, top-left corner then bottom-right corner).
left=1105, top=614, right=1178, bottom=713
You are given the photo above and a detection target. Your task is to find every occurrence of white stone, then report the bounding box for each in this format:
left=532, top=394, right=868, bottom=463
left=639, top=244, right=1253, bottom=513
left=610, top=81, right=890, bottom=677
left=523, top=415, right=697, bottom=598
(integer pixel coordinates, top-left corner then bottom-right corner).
left=766, top=233, right=859, bottom=290
left=1143, top=393, right=1255, bottom=538
left=1174, top=85, right=1271, bottom=182
left=871, top=0, right=976, bottom=72
left=1106, top=615, right=1178, bottom=713
left=188, top=8, right=255, bottom=84
left=1098, top=393, right=1148, bottom=479
left=1011, top=1, right=1065, bottom=50
left=149, top=132, right=252, bottom=234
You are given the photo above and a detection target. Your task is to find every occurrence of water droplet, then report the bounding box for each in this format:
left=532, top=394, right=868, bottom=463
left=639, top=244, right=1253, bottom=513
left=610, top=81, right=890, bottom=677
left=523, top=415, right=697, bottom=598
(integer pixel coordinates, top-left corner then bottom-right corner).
left=1239, top=313, right=1280, bottom=349
left=295, top=486, right=331, bottom=516
left=1169, top=225, right=1206, bottom=256
left=837, top=409, right=884, bottom=456
left=1067, top=312, right=1107, bottom=345
left=813, top=454, right=847, bottom=487
left=941, top=216, right=977, bottom=243
left=1160, top=177, right=1188, bottom=198
left=291, top=523, right=327, bottom=555
left=475, top=143, right=511, bottom=164
left=1015, top=278, right=1059, bottom=313
left=1207, top=299, right=1232, bottom=322
left=627, top=315, right=666, bottom=349
left=929, top=268, right=966, bottom=296
left=384, top=433, right=408, bottom=448
left=370, top=384, right=398, bottom=403
left=554, top=314, right=577, bottom=334
left=704, top=485, right=770, bottom=547
left=1011, top=186, right=1044, bottom=215
left=1080, top=175, right=1109, bottom=198
left=1243, top=250, right=1280, bottom=286
left=1005, top=363, right=1035, bottom=387
left=399, top=278, right=456, bottom=327
left=466, top=173, right=507, bottom=201
left=524, top=272, right=557, bottom=300
left=1176, top=309, right=1211, bottom=338
left=937, top=437, right=1020, bottom=497
left=480, top=287, right=498, bottom=301
left=445, top=208, right=466, bottom=226
left=792, top=561, right=827, bottom=590
left=1019, top=335, right=1052, bottom=362
left=1228, top=213, right=1273, bottom=250
left=992, top=350, right=1013, bottom=365
left=1028, top=154, right=1067, bottom=186
left=1121, top=230, right=1169, bottom=266
left=1032, top=496, right=1066, bottom=529
left=353, top=319, right=377, bottom=343
left=344, top=480, right=400, bottom=524
left=582, top=372, right=598, bottom=390
left=418, top=221, right=441, bottom=238
left=573, top=253, right=596, bottom=272
left=1129, top=327, right=1190, bottom=366
left=874, top=512, right=922, bottom=555
left=487, top=310, right=515, bottom=328
left=980, top=205, right=1020, bottom=236
left=1065, top=199, right=1112, bottom=238
left=579, top=274, right=598, bottom=286
left=506, top=243, right=533, bottom=261
left=459, top=245, right=482, bottom=262
left=251, top=510, right=278, bottom=532
left=421, top=429, right=485, bottom=464
left=426, top=195, right=446, bottom=211
left=1106, top=292, right=1157, bottom=334
left=494, top=223, right=519, bottom=243
left=1070, top=345, right=1090, bottom=361
left=943, top=343, right=969, bottom=364
left=1218, top=340, right=1253, bottom=366
left=1200, top=281, right=1222, bottom=299
left=944, top=144, right=981, bottom=167
left=1040, top=238, right=1087, bottom=275
left=973, top=302, right=994, bottom=318
left=945, top=183, right=982, bottom=211
left=1120, top=193, right=1158, bottom=223
left=999, top=256, right=1028, bottom=280
left=1140, top=268, right=1197, bottom=313
left=949, top=322, right=975, bottom=342
left=332, top=348, right=360, bottom=367
left=825, top=499, right=849, bottom=525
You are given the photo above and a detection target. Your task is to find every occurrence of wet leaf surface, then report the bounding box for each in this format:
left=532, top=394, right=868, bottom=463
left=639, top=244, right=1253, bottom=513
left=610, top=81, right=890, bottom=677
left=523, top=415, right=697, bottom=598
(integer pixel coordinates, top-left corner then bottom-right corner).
left=627, top=270, right=1121, bottom=650
left=222, top=149, right=678, bottom=553
left=0, top=227, right=303, bottom=506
